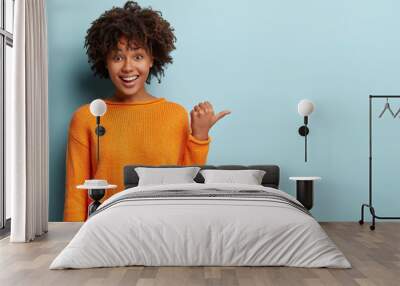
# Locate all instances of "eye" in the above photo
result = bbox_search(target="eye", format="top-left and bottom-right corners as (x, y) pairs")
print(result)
(113, 55), (123, 61)
(134, 54), (144, 60)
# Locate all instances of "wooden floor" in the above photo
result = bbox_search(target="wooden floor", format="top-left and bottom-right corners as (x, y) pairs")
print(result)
(0, 222), (399, 286)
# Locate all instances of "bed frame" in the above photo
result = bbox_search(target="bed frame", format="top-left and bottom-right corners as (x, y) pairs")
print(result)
(124, 165), (280, 189)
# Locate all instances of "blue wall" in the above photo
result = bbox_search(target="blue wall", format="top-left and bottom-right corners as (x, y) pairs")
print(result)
(47, 0), (400, 221)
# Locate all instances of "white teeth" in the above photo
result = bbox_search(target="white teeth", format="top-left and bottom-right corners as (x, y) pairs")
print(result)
(121, 75), (138, 81)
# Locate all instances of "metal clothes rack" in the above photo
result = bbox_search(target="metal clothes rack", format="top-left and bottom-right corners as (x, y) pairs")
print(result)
(359, 95), (400, 230)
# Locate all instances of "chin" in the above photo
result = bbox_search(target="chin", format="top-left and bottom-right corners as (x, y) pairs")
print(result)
(119, 87), (140, 97)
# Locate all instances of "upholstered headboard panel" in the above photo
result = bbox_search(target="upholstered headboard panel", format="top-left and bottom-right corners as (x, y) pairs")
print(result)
(123, 165), (280, 189)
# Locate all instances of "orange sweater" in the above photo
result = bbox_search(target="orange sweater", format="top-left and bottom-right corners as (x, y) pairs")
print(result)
(63, 97), (211, 221)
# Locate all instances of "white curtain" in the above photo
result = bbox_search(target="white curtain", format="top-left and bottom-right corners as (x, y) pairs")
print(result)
(7, 0), (49, 242)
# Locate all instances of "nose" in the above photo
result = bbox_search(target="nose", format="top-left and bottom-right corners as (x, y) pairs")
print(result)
(121, 57), (136, 74)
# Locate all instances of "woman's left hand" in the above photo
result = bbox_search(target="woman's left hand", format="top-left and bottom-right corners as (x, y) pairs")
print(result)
(190, 101), (231, 141)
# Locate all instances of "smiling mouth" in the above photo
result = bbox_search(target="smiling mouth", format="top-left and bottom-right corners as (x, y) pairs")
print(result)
(120, 75), (139, 83)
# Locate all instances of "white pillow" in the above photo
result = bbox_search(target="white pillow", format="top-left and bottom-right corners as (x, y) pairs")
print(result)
(200, 169), (266, 185)
(135, 167), (201, 186)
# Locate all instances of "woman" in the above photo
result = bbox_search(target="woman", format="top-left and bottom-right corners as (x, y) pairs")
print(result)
(63, 1), (231, 221)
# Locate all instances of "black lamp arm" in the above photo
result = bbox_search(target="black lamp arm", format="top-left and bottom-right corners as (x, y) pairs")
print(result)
(94, 116), (106, 164)
(298, 116), (310, 162)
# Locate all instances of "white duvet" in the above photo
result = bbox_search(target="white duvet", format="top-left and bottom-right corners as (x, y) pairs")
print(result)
(50, 183), (351, 269)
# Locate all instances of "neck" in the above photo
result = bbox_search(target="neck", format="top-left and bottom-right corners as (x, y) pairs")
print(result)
(110, 87), (155, 103)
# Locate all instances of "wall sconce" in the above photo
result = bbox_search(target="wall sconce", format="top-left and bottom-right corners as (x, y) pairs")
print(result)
(297, 99), (315, 162)
(89, 99), (107, 163)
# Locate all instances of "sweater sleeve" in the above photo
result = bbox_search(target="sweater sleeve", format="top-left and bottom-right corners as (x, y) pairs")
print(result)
(63, 109), (91, 222)
(181, 108), (212, 166)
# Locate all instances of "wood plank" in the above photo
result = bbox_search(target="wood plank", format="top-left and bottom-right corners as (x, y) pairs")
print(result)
(0, 222), (399, 286)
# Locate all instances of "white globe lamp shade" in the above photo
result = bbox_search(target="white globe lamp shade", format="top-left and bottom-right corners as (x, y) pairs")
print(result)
(298, 100), (314, 116)
(90, 99), (107, 117)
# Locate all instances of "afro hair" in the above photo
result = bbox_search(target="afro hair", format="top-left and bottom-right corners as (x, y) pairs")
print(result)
(84, 1), (177, 84)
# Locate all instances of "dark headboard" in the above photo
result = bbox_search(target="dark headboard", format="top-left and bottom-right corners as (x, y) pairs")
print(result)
(124, 165), (280, 189)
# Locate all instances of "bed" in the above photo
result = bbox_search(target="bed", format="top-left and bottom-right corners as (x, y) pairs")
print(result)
(50, 165), (351, 269)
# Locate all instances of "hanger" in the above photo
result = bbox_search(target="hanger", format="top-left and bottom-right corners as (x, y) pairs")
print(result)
(394, 106), (400, 118)
(378, 98), (395, 118)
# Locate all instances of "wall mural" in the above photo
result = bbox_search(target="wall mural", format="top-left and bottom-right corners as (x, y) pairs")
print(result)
(63, 1), (231, 221)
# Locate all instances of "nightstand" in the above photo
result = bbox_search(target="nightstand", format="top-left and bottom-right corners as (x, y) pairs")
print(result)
(289, 177), (321, 210)
(77, 180), (117, 216)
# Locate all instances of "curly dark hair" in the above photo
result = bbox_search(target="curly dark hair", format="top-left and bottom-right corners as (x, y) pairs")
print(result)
(84, 1), (177, 84)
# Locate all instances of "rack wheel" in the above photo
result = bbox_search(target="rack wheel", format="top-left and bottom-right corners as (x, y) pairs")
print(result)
(370, 225), (375, 231)
(358, 220), (364, 225)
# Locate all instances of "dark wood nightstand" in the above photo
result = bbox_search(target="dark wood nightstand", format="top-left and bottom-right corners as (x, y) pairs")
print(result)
(289, 177), (321, 210)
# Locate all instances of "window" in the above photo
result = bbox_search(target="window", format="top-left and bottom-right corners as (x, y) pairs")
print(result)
(0, 0), (14, 235)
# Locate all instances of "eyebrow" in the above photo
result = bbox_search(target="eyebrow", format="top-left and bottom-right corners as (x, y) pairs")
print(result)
(116, 47), (142, 52)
